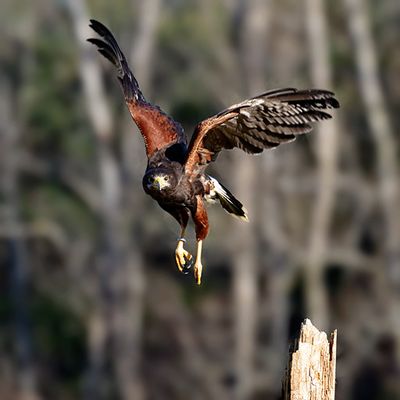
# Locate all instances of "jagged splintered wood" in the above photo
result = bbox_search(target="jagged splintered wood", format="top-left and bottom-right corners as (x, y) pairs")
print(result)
(283, 319), (337, 400)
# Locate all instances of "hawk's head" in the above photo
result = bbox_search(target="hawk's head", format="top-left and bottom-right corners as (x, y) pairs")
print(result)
(143, 168), (178, 194)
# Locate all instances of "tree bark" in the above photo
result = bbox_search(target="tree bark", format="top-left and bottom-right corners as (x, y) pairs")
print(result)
(283, 319), (337, 400)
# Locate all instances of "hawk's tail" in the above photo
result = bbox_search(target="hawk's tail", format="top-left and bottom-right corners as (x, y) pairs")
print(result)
(207, 177), (249, 222)
(87, 19), (145, 103)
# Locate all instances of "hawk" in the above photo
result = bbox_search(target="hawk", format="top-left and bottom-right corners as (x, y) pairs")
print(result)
(88, 20), (340, 284)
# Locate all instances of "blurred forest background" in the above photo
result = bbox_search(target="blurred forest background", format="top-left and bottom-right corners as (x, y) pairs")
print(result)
(1, 0), (400, 399)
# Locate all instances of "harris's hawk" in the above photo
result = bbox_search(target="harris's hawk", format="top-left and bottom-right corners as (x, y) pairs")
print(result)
(88, 20), (340, 284)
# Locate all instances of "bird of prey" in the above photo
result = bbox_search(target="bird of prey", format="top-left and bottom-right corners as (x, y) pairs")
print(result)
(88, 19), (340, 285)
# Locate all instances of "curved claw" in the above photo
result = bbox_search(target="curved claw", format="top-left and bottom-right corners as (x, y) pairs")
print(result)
(181, 258), (193, 275)
(175, 239), (193, 274)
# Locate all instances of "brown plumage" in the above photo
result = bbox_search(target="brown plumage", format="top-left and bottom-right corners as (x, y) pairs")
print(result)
(88, 20), (340, 284)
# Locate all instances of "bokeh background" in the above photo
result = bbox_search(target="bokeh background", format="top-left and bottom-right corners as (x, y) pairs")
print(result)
(1, 0), (400, 399)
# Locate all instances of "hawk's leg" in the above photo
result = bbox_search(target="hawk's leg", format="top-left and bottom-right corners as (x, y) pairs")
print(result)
(175, 226), (193, 274)
(157, 203), (193, 274)
(193, 240), (203, 285)
(192, 196), (209, 285)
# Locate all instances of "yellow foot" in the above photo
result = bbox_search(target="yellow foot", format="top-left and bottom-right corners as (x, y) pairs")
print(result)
(175, 238), (193, 273)
(194, 261), (203, 285)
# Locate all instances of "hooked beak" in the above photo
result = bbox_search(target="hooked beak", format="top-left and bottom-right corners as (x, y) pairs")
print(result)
(150, 177), (161, 190)
(150, 176), (169, 191)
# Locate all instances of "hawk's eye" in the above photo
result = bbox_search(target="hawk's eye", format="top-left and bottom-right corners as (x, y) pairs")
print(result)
(164, 176), (169, 181)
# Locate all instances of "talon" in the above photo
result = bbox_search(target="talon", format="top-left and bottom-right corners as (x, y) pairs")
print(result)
(175, 238), (193, 273)
(182, 266), (191, 275)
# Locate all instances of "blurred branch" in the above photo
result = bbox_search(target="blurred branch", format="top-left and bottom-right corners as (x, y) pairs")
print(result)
(18, 152), (103, 214)
(65, 1), (145, 399)
(198, 0), (242, 102)
(0, 219), (68, 252)
(0, 79), (40, 399)
(146, 276), (227, 399)
(305, 0), (339, 329)
(64, 0), (113, 141)
(231, 1), (271, 399)
(343, 0), (400, 366)
(130, 0), (161, 95)
(343, 0), (400, 282)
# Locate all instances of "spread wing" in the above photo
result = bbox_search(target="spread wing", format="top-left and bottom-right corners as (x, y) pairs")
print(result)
(184, 88), (340, 174)
(88, 20), (185, 158)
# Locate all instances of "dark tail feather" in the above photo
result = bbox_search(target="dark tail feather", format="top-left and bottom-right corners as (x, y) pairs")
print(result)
(87, 19), (145, 102)
(209, 177), (248, 221)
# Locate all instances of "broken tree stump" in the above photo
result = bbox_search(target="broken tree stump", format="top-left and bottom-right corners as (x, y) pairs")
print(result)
(283, 319), (337, 400)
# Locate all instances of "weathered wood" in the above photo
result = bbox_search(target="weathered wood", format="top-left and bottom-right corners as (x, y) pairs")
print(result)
(283, 319), (337, 400)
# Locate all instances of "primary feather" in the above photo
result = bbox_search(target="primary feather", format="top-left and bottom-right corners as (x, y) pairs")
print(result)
(185, 88), (340, 173)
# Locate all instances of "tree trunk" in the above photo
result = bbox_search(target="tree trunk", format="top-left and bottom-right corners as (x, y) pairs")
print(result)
(283, 319), (337, 400)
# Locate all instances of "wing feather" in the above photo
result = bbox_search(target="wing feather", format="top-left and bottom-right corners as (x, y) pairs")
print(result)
(88, 20), (186, 157)
(185, 88), (339, 174)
